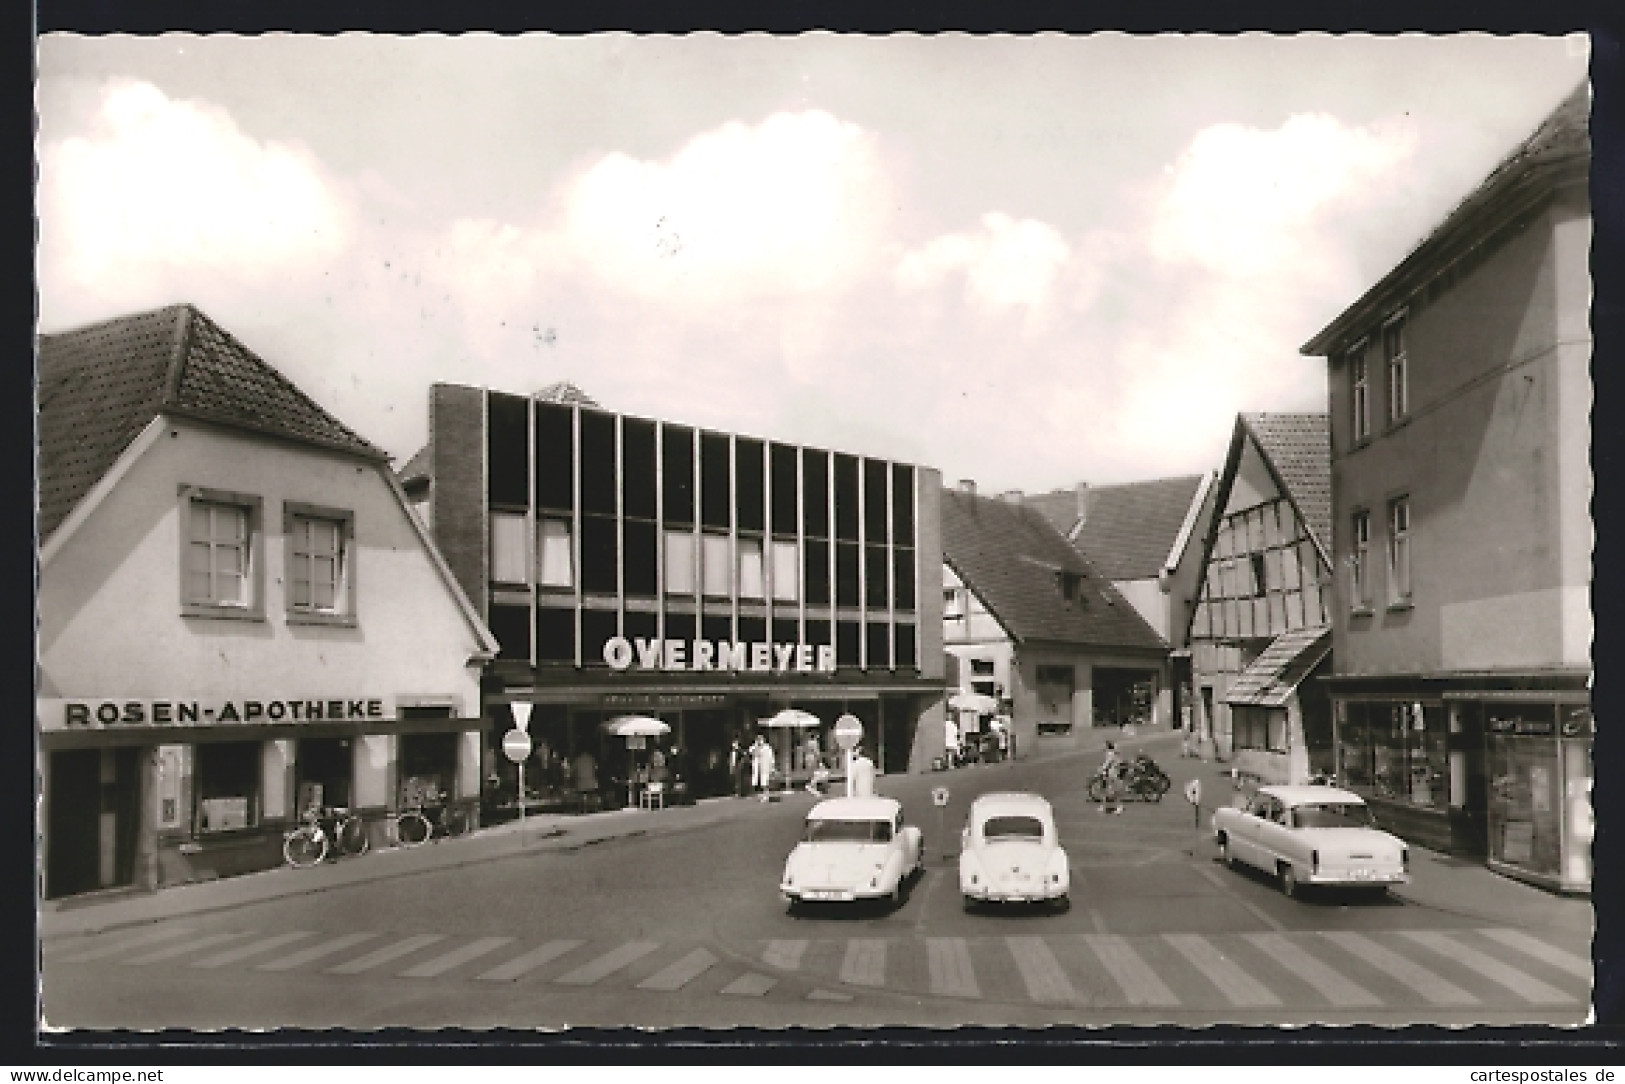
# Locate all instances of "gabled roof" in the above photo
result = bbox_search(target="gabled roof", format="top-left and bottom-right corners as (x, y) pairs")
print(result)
(39, 304), (386, 541)
(1240, 413), (1332, 556)
(1033, 475), (1209, 580)
(941, 487), (1167, 653)
(1302, 81), (1589, 356)
(1223, 626), (1331, 708)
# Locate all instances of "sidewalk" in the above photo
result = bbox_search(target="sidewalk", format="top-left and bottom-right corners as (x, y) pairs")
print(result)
(37, 725), (1237, 943)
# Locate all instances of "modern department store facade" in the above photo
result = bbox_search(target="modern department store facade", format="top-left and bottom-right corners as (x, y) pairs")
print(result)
(405, 384), (950, 801)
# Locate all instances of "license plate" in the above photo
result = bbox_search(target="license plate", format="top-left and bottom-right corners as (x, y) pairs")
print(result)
(1350, 868), (1374, 880)
(803, 890), (848, 901)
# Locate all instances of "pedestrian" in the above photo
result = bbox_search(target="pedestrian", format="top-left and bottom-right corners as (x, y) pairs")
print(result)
(995, 722), (1010, 763)
(850, 744), (877, 798)
(944, 716), (960, 768)
(728, 736), (747, 797)
(750, 733), (775, 801)
(1097, 740), (1124, 814)
(572, 748), (599, 812)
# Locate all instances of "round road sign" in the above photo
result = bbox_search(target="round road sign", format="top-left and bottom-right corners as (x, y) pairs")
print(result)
(502, 727), (532, 764)
(1184, 778), (1202, 806)
(932, 786), (951, 808)
(833, 714), (863, 751)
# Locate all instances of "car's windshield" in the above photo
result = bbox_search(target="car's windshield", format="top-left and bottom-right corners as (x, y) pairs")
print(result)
(981, 814), (1046, 841)
(1291, 802), (1376, 829)
(803, 818), (892, 843)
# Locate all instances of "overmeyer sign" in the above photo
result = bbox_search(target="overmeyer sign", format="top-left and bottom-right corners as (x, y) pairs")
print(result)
(603, 636), (836, 674)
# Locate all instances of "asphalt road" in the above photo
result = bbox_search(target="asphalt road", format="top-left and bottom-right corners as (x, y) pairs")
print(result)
(42, 742), (1593, 1030)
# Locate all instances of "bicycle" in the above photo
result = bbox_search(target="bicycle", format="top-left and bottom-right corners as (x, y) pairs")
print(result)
(394, 795), (470, 847)
(283, 805), (370, 868)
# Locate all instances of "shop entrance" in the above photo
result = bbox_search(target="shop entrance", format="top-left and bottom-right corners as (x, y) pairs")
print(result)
(47, 747), (141, 899)
(1094, 667), (1157, 727)
(295, 737), (353, 813)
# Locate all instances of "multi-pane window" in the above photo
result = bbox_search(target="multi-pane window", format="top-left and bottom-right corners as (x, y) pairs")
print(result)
(538, 518), (574, 589)
(289, 513), (346, 613)
(770, 539), (799, 603)
(1384, 316), (1408, 424)
(1350, 510), (1371, 610)
(1387, 496), (1411, 605)
(701, 533), (730, 598)
(663, 530), (695, 595)
(1350, 346), (1370, 441)
(187, 500), (251, 608)
(490, 512), (529, 584)
(738, 537), (765, 599)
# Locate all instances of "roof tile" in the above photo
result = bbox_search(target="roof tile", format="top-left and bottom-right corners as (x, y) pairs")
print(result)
(1241, 413), (1331, 552)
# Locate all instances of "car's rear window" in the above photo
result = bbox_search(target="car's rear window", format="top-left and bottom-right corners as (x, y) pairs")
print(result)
(981, 815), (1045, 840)
(804, 819), (893, 843)
(1291, 803), (1376, 829)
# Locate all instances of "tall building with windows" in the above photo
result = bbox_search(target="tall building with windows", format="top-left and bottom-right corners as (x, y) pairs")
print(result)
(1300, 83), (1591, 890)
(403, 383), (947, 805)
(1186, 413), (1336, 787)
(37, 305), (496, 898)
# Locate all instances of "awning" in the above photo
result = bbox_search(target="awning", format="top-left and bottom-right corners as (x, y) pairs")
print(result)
(1222, 626), (1331, 708)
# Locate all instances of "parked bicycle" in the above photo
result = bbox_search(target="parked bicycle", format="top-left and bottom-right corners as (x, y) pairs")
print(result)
(394, 792), (470, 846)
(1086, 753), (1170, 803)
(283, 805), (370, 868)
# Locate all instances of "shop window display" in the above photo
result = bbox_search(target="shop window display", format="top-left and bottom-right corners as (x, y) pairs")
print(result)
(196, 741), (262, 833)
(1338, 701), (1445, 809)
(1486, 704), (1563, 879)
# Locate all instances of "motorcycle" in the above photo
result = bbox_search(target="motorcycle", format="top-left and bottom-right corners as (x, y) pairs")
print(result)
(1085, 752), (1171, 803)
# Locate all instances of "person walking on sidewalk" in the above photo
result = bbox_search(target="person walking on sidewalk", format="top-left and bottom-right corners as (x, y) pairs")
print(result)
(750, 733), (775, 801)
(1096, 741), (1125, 814)
(729, 736), (748, 797)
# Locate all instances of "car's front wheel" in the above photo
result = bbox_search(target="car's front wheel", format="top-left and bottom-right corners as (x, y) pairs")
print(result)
(1051, 895), (1071, 914)
(1217, 835), (1235, 869)
(1280, 863), (1300, 899)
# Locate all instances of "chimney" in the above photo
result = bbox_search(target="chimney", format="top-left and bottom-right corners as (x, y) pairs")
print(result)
(958, 479), (977, 496)
(1075, 482), (1090, 525)
(1000, 490), (1024, 505)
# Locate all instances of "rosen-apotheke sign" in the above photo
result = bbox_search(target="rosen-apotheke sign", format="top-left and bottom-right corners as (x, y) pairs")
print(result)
(45, 697), (388, 731)
(602, 636), (837, 674)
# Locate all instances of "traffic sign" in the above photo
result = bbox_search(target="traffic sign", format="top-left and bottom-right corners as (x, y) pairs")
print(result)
(833, 714), (863, 751)
(1184, 778), (1202, 806)
(502, 727), (532, 764)
(511, 702), (533, 733)
(932, 786), (951, 808)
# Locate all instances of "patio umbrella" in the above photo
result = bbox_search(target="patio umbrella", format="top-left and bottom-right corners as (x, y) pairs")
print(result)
(948, 692), (999, 714)
(760, 708), (822, 729)
(600, 715), (671, 738)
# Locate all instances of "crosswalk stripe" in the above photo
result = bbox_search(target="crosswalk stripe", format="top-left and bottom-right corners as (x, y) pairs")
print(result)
(60, 926), (195, 964)
(840, 939), (887, 987)
(326, 934), (445, 975)
(122, 931), (254, 966)
(1083, 934), (1178, 1007)
(1320, 931), (1478, 1006)
(554, 941), (660, 985)
(1164, 934), (1280, 1008)
(399, 937), (514, 979)
(925, 938), (979, 999)
(763, 939), (807, 972)
(255, 932), (379, 972)
(191, 932), (316, 969)
(475, 940), (584, 983)
(1006, 936), (1078, 1004)
(1399, 930), (1574, 1005)
(1242, 933), (1379, 1008)
(720, 971), (777, 997)
(637, 948), (718, 991)
(1479, 929), (1593, 983)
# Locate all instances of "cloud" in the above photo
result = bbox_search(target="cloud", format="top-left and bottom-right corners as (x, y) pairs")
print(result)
(38, 80), (351, 317)
(896, 212), (1072, 310)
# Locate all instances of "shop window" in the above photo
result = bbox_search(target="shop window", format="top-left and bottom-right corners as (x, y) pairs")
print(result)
(195, 741), (261, 834)
(181, 487), (264, 620)
(624, 519), (657, 597)
(836, 542), (860, 607)
(1233, 707), (1283, 751)
(579, 411), (616, 515)
(661, 425), (695, 525)
(621, 417), (657, 521)
(700, 433), (732, 529)
(533, 402), (575, 512)
(580, 515), (617, 594)
(803, 539), (830, 605)
(701, 533), (730, 598)
(296, 737), (353, 811)
(893, 548), (916, 611)
(891, 464), (915, 547)
(802, 449), (830, 538)
(738, 537), (766, 599)
(866, 621), (890, 669)
(535, 605), (575, 662)
(489, 603), (531, 661)
(490, 511), (530, 585)
(865, 545), (889, 608)
(285, 506), (353, 622)
(736, 438), (765, 533)
(770, 539), (799, 603)
(399, 732), (459, 807)
(1487, 704), (1563, 877)
(864, 458), (889, 541)
(1387, 497), (1412, 605)
(538, 517), (574, 589)
(664, 530), (696, 595)
(486, 392), (529, 507)
(1384, 315), (1408, 424)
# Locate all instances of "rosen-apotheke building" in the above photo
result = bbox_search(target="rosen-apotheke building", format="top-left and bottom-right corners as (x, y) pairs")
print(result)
(403, 383), (949, 802)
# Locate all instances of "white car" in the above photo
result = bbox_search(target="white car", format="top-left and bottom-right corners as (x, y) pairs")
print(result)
(959, 792), (1070, 911)
(780, 796), (924, 909)
(1211, 785), (1410, 898)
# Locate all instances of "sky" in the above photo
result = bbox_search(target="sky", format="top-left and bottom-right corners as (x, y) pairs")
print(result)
(35, 33), (1589, 493)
